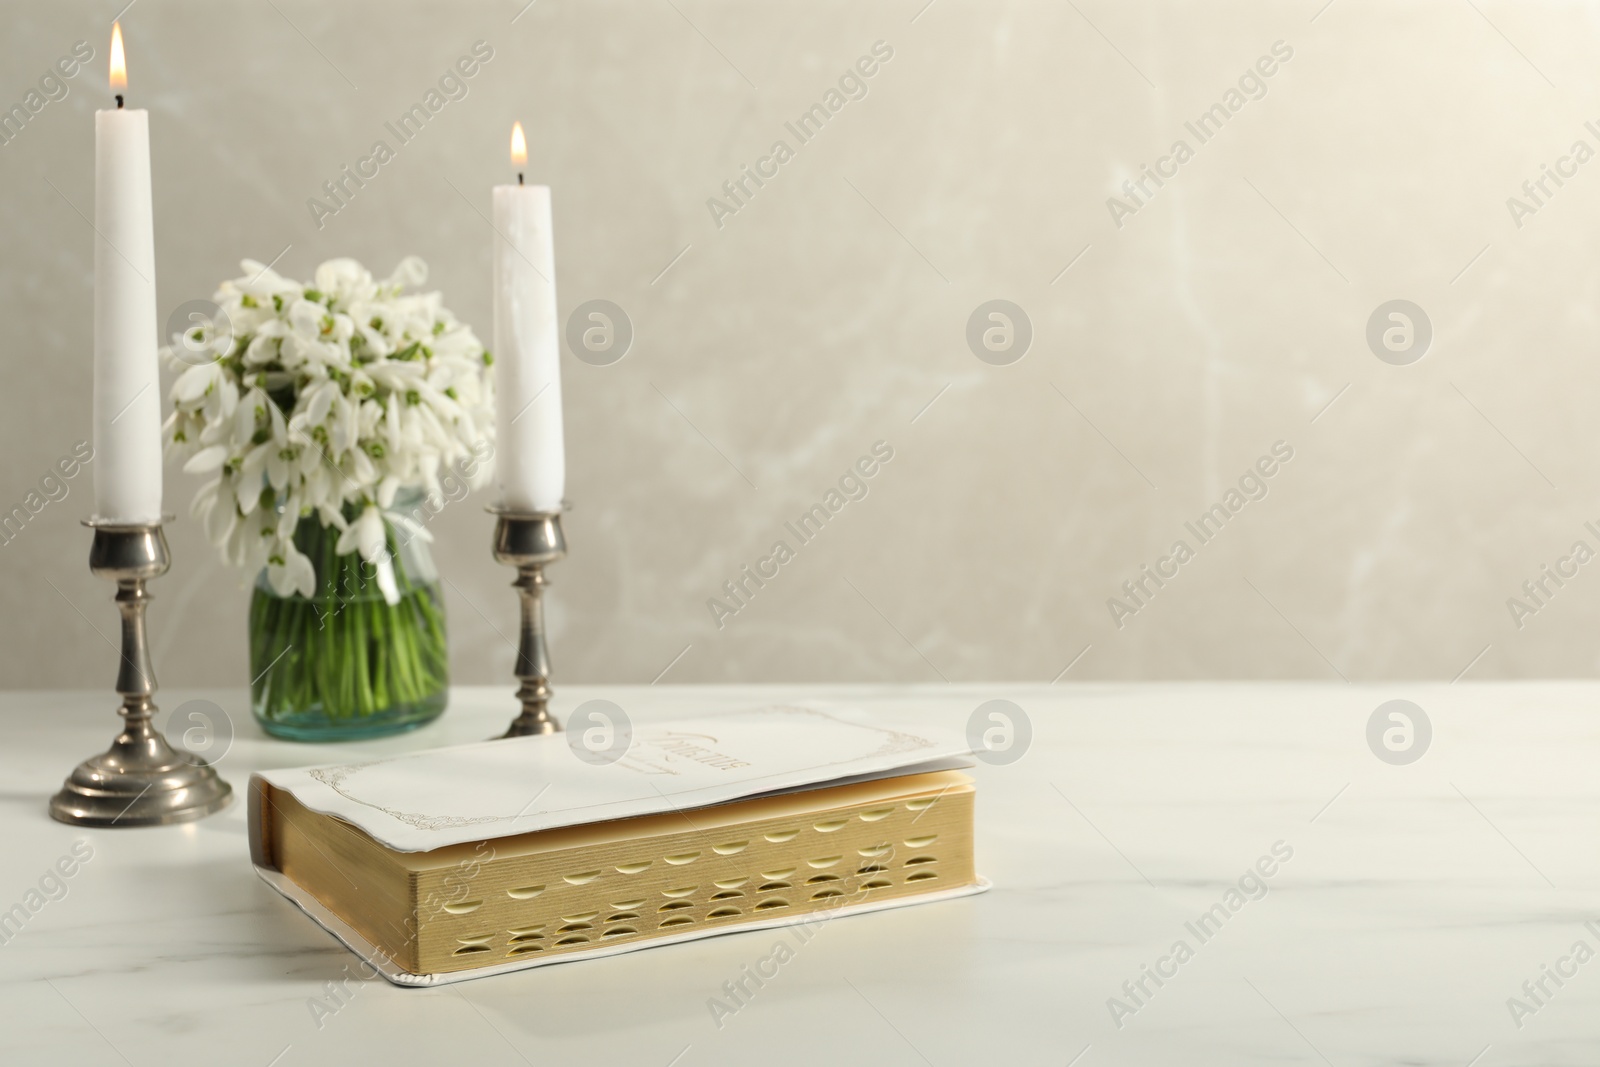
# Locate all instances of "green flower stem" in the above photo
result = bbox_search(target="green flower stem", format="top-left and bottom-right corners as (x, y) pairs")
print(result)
(249, 512), (448, 725)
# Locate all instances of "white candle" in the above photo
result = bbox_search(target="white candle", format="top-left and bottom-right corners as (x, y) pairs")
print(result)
(92, 22), (162, 523)
(492, 121), (565, 514)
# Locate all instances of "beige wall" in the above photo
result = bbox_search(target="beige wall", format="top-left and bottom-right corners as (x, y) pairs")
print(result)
(2, 0), (1598, 690)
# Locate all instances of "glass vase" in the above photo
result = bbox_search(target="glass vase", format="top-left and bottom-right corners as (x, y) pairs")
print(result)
(249, 493), (449, 741)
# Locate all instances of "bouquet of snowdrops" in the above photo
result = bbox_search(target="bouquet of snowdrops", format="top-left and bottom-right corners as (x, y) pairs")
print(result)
(163, 256), (493, 731)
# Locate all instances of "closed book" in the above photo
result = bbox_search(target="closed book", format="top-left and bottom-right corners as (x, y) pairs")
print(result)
(249, 705), (987, 984)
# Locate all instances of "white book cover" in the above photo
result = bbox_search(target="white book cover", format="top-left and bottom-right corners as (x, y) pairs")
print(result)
(248, 704), (974, 854)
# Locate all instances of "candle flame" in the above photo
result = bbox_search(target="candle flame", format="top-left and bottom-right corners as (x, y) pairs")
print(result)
(109, 22), (127, 91)
(510, 121), (527, 168)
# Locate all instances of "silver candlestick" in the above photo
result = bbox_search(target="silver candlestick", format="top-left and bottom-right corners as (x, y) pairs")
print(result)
(50, 520), (232, 827)
(489, 507), (567, 738)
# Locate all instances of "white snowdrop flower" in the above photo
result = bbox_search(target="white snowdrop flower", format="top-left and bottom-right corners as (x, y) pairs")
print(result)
(190, 477), (220, 524)
(161, 256), (494, 585)
(347, 448), (376, 486)
(234, 259), (301, 299)
(205, 491), (237, 551)
(331, 394), (361, 456)
(304, 378), (340, 425)
(337, 505), (387, 562)
(267, 541), (317, 599)
(182, 444), (229, 474)
(314, 259), (376, 305)
(171, 361), (222, 406)
(235, 453), (268, 513)
(243, 331), (281, 366)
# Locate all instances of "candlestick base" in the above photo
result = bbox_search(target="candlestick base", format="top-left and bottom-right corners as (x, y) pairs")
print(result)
(489, 507), (567, 739)
(50, 521), (232, 827)
(50, 722), (234, 827)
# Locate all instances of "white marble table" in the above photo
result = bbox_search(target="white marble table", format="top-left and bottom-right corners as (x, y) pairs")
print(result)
(3, 683), (1597, 1066)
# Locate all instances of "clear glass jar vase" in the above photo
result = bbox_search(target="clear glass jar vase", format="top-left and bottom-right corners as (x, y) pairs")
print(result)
(249, 492), (449, 741)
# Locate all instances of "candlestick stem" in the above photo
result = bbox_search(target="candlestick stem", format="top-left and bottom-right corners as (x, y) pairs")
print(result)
(50, 521), (231, 826)
(490, 509), (567, 737)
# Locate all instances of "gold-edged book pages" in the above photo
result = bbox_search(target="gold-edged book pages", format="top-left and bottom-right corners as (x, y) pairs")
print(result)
(262, 769), (976, 977)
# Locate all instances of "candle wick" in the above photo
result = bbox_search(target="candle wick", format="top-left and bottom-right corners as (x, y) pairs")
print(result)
(115, 94), (124, 109)
(518, 173), (524, 186)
